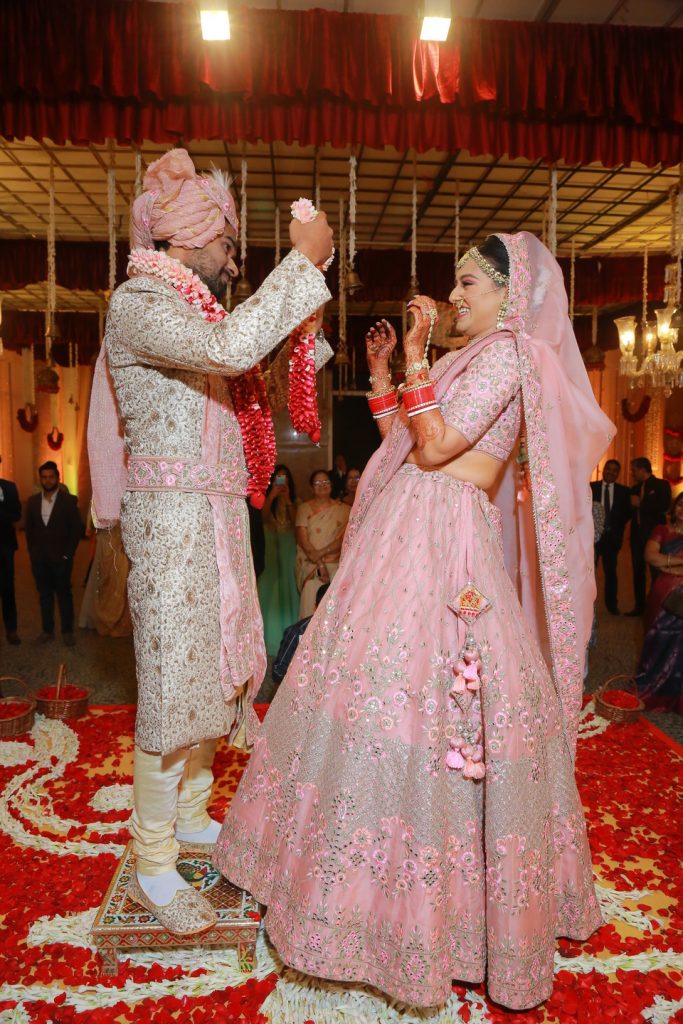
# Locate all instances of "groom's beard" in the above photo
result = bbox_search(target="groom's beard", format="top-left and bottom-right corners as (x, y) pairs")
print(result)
(187, 253), (229, 303)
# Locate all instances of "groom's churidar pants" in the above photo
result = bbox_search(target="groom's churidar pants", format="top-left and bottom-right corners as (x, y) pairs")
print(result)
(130, 738), (218, 875)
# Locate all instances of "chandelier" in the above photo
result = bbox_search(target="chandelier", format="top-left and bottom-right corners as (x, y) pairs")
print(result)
(615, 241), (683, 395)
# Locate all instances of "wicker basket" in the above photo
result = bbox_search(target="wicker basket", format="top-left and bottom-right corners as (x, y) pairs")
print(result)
(594, 675), (644, 724)
(35, 663), (90, 720)
(0, 676), (36, 737)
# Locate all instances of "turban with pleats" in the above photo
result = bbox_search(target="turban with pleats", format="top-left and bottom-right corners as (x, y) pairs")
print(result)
(130, 148), (238, 250)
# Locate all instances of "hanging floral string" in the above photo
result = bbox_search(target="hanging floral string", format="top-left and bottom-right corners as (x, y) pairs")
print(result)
(274, 206), (281, 267)
(240, 158), (248, 271)
(46, 161), (57, 364)
(675, 183), (683, 304)
(410, 174), (418, 290)
(107, 155), (117, 295)
(348, 155), (357, 271)
(569, 239), (576, 323)
(642, 246), (649, 330)
(0, 296), (3, 358)
(453, 184), (460, 289)
(548, 166), (558, 257)
(336, 196), (349, 392)
(314, 150), (321, 212)
(134, 151), (143, 199)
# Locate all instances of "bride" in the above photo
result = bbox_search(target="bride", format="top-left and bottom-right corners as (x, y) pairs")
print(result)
(213, 231), (614, 1011)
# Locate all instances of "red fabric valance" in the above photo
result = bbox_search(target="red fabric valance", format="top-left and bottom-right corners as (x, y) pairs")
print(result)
(2, 1), (683, 165)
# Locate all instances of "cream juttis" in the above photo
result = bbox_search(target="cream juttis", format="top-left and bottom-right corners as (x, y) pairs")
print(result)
(213, 232), (615, 1009)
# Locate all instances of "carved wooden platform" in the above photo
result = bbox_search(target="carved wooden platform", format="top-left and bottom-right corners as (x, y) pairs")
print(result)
(91, 841), (261, 977)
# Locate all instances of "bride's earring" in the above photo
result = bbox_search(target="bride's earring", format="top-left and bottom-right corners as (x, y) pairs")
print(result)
(496, 293), (509, 330)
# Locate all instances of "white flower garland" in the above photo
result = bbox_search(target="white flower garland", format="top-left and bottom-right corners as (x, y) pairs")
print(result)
(348, 154), (357, 270)
(108, 157), (117, 294)
(46, 160), (57, 363)
(453, 185), (460, 289)
(548, 165), (558, 257)
(240, 158), (248, 268)
(274, 205), (281, 267)
(410, 175), (417, 290)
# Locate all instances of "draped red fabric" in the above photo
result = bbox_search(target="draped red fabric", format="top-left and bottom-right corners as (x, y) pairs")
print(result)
(1, 1), (683, 165)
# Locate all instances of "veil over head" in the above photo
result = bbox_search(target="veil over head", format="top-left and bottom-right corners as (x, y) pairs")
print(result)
(346, 231), (615, 757)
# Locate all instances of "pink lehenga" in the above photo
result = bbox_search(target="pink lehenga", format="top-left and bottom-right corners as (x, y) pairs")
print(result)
(213, 233), (615, 1010)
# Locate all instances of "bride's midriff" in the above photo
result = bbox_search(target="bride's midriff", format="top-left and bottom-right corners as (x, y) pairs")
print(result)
(404, 447), (505, 492)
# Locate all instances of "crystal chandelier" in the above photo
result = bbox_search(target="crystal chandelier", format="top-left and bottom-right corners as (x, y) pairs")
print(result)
(615, 240), (683, 395)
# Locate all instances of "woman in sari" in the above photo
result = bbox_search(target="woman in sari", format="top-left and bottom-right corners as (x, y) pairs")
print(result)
(636, 491), (683, 712)
(258, 464), (300, 655)
(341, 466), (362, 507)
(294, 470), (349, 617)
(214, 232), (614, 1011)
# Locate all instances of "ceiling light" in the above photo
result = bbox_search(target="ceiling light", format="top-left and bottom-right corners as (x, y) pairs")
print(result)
(420, 16), (451, 42)
(200, 9), (230, 41)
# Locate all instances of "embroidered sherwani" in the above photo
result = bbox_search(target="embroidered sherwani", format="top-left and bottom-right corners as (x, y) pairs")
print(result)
(105, 250), (330, 755)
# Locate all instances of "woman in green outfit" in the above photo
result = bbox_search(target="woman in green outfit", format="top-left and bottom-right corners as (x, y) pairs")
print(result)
(258, 464), (300, 656)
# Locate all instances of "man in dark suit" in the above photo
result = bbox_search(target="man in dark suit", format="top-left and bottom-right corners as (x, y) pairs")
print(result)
(0, 455), (22, 645)
(328, 453), (347, 500)
(627, 456), (672, 616)
(590, 459), (631, 615)
(25, 461), (83, 646)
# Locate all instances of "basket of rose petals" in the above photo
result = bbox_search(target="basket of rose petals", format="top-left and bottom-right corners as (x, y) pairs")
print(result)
(0, 676), (36, 737)
(595, 675), (643, 724)
(35, 663), (90, 720)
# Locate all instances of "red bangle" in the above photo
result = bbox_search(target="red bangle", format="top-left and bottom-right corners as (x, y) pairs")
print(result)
(401, 382), (438, 417)
(367, 388), (399, 420)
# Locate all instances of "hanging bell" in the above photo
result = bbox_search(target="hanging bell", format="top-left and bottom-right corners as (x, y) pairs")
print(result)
(233, 275), (253, 303)
(346, 268), (364, 294)
(45, 321), (61, 341)
(669, 304), (683, 330)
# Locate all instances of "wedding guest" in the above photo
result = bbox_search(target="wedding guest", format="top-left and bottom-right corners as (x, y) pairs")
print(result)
(25, 461), (83, 646)
(590, 459), (631, 614)
(0, 455), (21, 645)
(628, 457), (672, 616)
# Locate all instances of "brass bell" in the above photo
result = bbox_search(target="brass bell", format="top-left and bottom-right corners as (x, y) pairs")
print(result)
(346, 268), (364, 294)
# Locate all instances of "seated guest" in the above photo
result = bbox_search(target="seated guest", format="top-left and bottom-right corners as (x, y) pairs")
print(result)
(272, 583), (329, 684)
(295, 470), (349, 617)
(341, 466), (362, 507)
(635, 491), (683, 714)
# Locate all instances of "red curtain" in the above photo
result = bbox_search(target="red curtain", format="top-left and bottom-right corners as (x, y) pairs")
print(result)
(2, 1), (683, 165)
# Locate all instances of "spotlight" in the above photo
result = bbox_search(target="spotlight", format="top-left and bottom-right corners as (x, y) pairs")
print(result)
(420, 17), (451, 42)
(200, 9), (230, 41)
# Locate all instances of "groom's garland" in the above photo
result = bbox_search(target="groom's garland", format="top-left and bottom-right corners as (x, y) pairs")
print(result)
(129, 205), (331, 506)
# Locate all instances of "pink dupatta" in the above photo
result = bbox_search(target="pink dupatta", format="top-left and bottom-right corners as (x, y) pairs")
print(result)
(345, 232), (615, 758)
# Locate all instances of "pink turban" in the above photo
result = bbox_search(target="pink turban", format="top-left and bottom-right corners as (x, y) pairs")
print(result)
(130, 148), (239, 250)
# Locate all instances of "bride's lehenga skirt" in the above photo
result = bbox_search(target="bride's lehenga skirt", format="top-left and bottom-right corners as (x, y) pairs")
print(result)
(213, 465), (602, 1010)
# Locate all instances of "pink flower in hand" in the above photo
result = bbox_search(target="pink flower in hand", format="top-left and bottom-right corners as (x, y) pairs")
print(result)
(291, 197), (318, 223)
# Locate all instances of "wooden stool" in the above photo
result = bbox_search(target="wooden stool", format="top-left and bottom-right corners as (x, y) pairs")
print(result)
(91, 841), (260, 977)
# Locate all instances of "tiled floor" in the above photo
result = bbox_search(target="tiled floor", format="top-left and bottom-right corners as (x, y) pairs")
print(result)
(2, 534), (680, 747)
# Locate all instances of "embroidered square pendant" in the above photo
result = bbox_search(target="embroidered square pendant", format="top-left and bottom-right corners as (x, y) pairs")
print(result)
(449, 582), (492, 621)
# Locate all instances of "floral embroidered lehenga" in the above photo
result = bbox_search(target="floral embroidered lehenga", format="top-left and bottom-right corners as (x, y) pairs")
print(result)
(213, 233), (615, 1010)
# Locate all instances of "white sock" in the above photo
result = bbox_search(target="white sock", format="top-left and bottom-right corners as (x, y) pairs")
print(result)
(137, 868), (190, 906)
(175, 817), (222, 844)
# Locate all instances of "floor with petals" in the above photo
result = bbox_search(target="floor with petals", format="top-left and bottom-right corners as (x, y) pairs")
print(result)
(0, 704), (682, 1024)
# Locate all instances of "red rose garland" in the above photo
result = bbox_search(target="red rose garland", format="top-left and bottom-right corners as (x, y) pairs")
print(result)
(229, 368), (277, 509)
(288, 325), (321, 444)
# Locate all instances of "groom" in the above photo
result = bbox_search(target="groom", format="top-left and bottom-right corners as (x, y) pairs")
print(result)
(89, 148), (333, 935)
